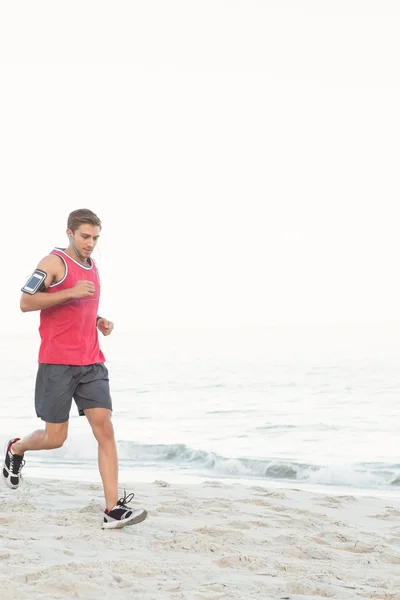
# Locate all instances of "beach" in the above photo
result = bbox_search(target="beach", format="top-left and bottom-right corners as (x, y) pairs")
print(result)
(2, 327), (400, 599)
(1, 476), (400, 599)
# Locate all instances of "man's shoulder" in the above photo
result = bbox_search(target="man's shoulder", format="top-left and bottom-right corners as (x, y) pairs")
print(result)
(36, 252), (66, 276)
(38, 252), (64, 265)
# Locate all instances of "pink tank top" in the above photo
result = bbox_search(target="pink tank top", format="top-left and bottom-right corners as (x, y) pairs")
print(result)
(38, 248), (106, 365)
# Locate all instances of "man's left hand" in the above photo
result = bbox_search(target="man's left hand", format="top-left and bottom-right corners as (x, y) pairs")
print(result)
(97, 318), (114, 336)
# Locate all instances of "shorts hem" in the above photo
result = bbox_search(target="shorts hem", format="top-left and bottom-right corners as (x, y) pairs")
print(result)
(78, 405), (113, 416)
(36, 415), (69, 424)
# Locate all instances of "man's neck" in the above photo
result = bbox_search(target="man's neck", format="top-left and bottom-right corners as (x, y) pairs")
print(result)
(65, 246), (89, 266)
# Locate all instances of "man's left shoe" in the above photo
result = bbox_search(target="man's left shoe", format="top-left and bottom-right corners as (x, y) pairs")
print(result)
(102, 491), (148, 530)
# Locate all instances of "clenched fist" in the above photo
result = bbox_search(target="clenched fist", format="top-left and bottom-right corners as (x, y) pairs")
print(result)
(97, 318), (114, 336)
(71, 280), (96, 298)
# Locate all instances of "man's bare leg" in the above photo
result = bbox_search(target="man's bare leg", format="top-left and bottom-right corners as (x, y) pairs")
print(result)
(84, 408), (118, 510)
(84, 407), (147, 529)
(12, 421), (69, 454)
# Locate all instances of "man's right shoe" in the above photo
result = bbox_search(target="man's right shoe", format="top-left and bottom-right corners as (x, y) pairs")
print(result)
(2, 438), (25, 489)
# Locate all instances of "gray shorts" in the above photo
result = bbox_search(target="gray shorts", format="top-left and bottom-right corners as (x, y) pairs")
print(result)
(35, 363), (113, 423)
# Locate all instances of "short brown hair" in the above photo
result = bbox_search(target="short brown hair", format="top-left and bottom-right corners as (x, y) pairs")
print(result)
(67, 209), (102, 232)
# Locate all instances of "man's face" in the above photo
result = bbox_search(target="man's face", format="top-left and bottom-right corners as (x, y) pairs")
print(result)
(68, 224), (101, 259)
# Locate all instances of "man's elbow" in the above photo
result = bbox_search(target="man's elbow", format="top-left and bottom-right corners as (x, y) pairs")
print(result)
(20, 295), (31, 312)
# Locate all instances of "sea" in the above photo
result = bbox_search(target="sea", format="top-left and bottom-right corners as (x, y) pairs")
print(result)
(1, 323), (400, 498)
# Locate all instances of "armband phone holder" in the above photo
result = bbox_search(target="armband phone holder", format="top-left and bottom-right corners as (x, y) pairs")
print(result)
(21, 269), (47, 294)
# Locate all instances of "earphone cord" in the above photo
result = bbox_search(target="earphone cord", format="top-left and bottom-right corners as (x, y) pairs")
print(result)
(69, 235), (88, 263)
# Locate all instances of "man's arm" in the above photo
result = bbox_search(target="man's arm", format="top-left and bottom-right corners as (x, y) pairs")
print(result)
(20, 255), (95, 313)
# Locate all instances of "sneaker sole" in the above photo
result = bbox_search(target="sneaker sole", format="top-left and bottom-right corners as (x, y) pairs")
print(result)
(1, 470), (20, 489)
(102, 509), (148, 530)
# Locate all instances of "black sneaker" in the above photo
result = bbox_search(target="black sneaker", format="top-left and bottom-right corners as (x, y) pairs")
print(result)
(102, 491), (148, 530)
(2, 438), (25, 489)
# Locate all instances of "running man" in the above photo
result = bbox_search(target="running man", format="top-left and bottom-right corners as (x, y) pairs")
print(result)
(2, 208), (147, 530)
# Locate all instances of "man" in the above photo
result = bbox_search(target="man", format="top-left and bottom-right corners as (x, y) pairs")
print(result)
(2, 208), (147, 530)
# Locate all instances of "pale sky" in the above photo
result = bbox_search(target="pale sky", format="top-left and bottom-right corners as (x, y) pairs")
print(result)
(1, 1), (400, 332)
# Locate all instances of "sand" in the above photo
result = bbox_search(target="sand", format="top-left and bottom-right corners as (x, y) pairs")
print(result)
(1, 476), (400, 599)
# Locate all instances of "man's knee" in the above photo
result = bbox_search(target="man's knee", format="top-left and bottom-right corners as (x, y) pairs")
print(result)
(92, 418), (114, 443)
(46, 433), (67, 449)
(44, 424), (68, 449)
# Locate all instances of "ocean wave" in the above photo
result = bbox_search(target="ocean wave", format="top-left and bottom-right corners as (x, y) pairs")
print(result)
(33, 438), (400, 490)
(117, 442), (400, 488)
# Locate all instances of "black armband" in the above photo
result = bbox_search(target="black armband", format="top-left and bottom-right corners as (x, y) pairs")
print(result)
(21, 269), (47, 295)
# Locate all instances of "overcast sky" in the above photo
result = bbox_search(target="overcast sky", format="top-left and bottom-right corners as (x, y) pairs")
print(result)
(1, 1), (399, 332)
